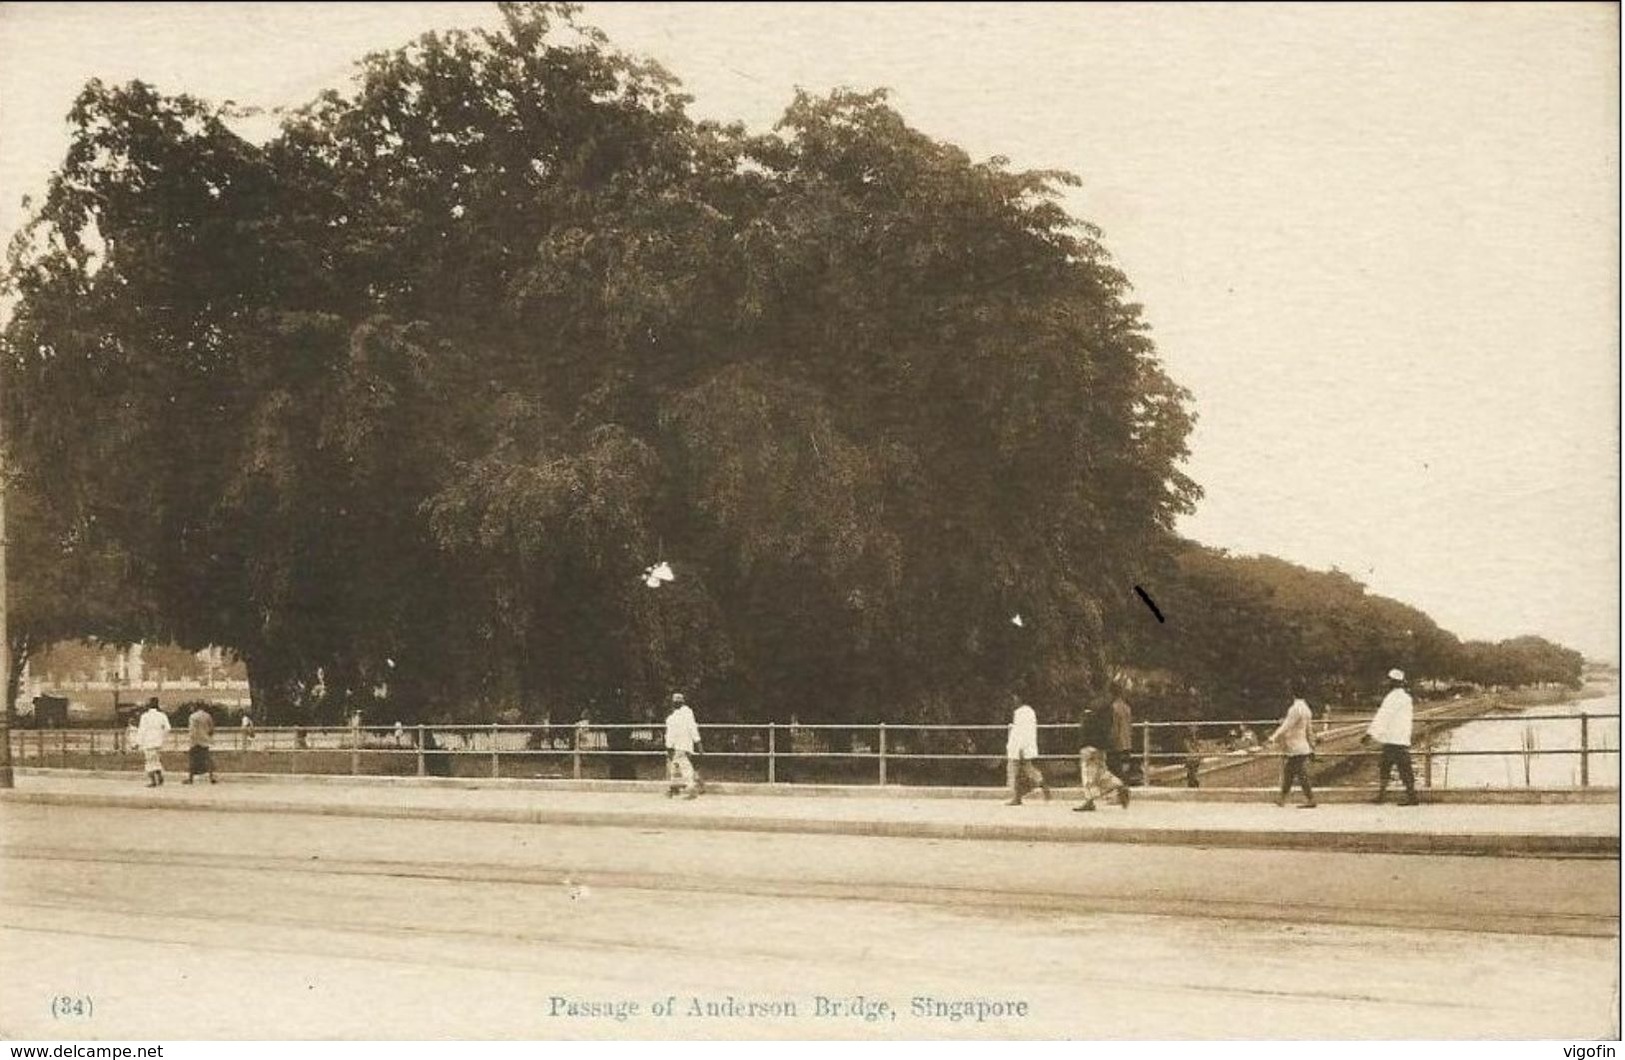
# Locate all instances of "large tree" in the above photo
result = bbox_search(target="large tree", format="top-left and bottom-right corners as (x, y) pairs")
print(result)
(3, 2), (1200, 725)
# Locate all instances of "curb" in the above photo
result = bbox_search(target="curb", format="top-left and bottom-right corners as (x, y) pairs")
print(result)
(1, 787), (1615, 859)
(14, 767), (1619, 804)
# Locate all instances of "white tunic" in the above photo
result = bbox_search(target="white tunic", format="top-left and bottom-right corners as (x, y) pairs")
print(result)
(1366, 688), (1414, 746)
(136, 708), (171, 751)
(1006, 704), (1039, 758)
(1270, 699), (1315, 755)
(664, 705), (701, 753)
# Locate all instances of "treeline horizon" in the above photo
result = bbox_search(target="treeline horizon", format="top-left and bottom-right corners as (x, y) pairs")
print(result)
(19, 539), (1590, 724)
(1117, 541), (1586, 721)
(0, 3), (1588, 728)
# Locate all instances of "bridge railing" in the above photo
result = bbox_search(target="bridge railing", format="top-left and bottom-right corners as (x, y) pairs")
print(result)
(8, 710), (1619, 790)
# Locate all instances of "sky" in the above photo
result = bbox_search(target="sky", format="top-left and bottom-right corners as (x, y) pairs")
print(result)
(0, 2), (1618, 659)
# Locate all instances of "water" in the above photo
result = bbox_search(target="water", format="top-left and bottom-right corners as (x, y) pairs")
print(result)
(1433, 691), (1620, 789)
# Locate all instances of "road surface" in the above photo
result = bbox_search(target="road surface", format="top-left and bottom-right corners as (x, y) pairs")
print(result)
(0, 802), (1616, 1039)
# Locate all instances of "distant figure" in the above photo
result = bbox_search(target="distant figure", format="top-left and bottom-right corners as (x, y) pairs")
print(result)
(136, 699), (171, 788)
(1365, 668), (1419, 805)
(1004, 696), (1050, 806)
(1181, 725), (1203, 788)
(393, 719), (405, 747)
(1267, 693), (1316, 808)
(239, 712), (255, 751)
(1073, 746), (1129, 812)
(663, 693), (703, 800)
(1108, 690), (1135, 786)
(185, 706), (217, 785)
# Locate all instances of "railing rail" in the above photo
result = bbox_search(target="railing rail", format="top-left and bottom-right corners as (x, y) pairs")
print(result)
(9, 709), (1619, 790)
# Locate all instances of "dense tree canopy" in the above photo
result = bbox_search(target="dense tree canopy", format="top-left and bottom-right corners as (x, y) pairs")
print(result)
(1, 4), (1584, 727)
(1121, 543), (1585, 718)
(2, 3), (1199, 725)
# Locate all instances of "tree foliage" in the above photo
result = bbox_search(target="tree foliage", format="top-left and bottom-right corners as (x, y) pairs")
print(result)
(1121, 543), (1584, 718)
(1, 3), (1579, 728)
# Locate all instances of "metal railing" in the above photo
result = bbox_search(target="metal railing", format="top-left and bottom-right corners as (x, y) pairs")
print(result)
(9, 709), (1619, 790)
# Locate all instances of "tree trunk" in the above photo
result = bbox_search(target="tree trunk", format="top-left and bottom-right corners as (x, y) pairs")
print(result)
(245, 658), (296, 724)
(5, 633), (30, 725)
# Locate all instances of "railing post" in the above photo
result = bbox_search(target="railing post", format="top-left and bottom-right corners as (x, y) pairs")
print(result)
(1141, 723), (1151, 788)
(350, 724), (361, 776)
(60, 727), (68, 768)
(1580, 712), (1590, 788)
(767, 723), (777, 785)
(490, 723), (500, 779)
(572, 723), (582, 780)
(1423, 737), (1432, 789)
(416, 724), (426, 777)
(877, 723), (887, 786)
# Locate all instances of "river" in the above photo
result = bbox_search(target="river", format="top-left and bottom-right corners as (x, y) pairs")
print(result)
(1432, 690), (1620, 789)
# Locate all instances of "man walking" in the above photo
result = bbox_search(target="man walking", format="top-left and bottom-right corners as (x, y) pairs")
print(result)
(664, 692), (703, 800)
(136, 698), (171, 788)
(1365, 668), (1419, 806)
(185, 705), (217, 784)
(1004, 695), (1050, 806)
(1108, 687), (1135, 787)
(1267, 690), (1316, 808)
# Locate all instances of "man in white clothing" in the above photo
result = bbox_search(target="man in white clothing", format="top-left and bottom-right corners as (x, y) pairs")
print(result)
(664, 692), (703, 800)
(1267, 688), (1317, 808)
(1364, 668), (1419, 806)
(136, 699), (171, 788)
(1004, 695), (1050, 806)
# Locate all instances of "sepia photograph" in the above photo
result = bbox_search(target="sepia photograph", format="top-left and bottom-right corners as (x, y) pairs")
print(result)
(0, 1), (1617, 1046)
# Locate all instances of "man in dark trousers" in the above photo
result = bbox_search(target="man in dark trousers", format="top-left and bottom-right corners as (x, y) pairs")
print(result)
(1267, 690), (1316, 808)
(1364, 668), (1419, 806)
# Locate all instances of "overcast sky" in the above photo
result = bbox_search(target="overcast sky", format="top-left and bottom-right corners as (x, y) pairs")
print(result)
(1, 2), (1618, 659)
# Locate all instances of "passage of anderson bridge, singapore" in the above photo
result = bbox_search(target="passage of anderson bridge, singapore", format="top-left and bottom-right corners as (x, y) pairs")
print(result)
(546, 995), (1026, 1024)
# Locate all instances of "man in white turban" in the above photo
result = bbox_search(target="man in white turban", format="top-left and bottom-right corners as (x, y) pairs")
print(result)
(1364, 669), (1419, 806)
(664, 692), (704, 800)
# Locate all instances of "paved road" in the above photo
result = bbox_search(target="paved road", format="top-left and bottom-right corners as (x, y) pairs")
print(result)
(0, 802), (1616, 1039)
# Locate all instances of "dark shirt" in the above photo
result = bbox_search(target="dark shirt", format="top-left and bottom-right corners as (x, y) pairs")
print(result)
(1109, 698), (1134, 751)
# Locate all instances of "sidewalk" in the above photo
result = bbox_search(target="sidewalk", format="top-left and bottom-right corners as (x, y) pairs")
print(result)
(3, 768), (1617, 857)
